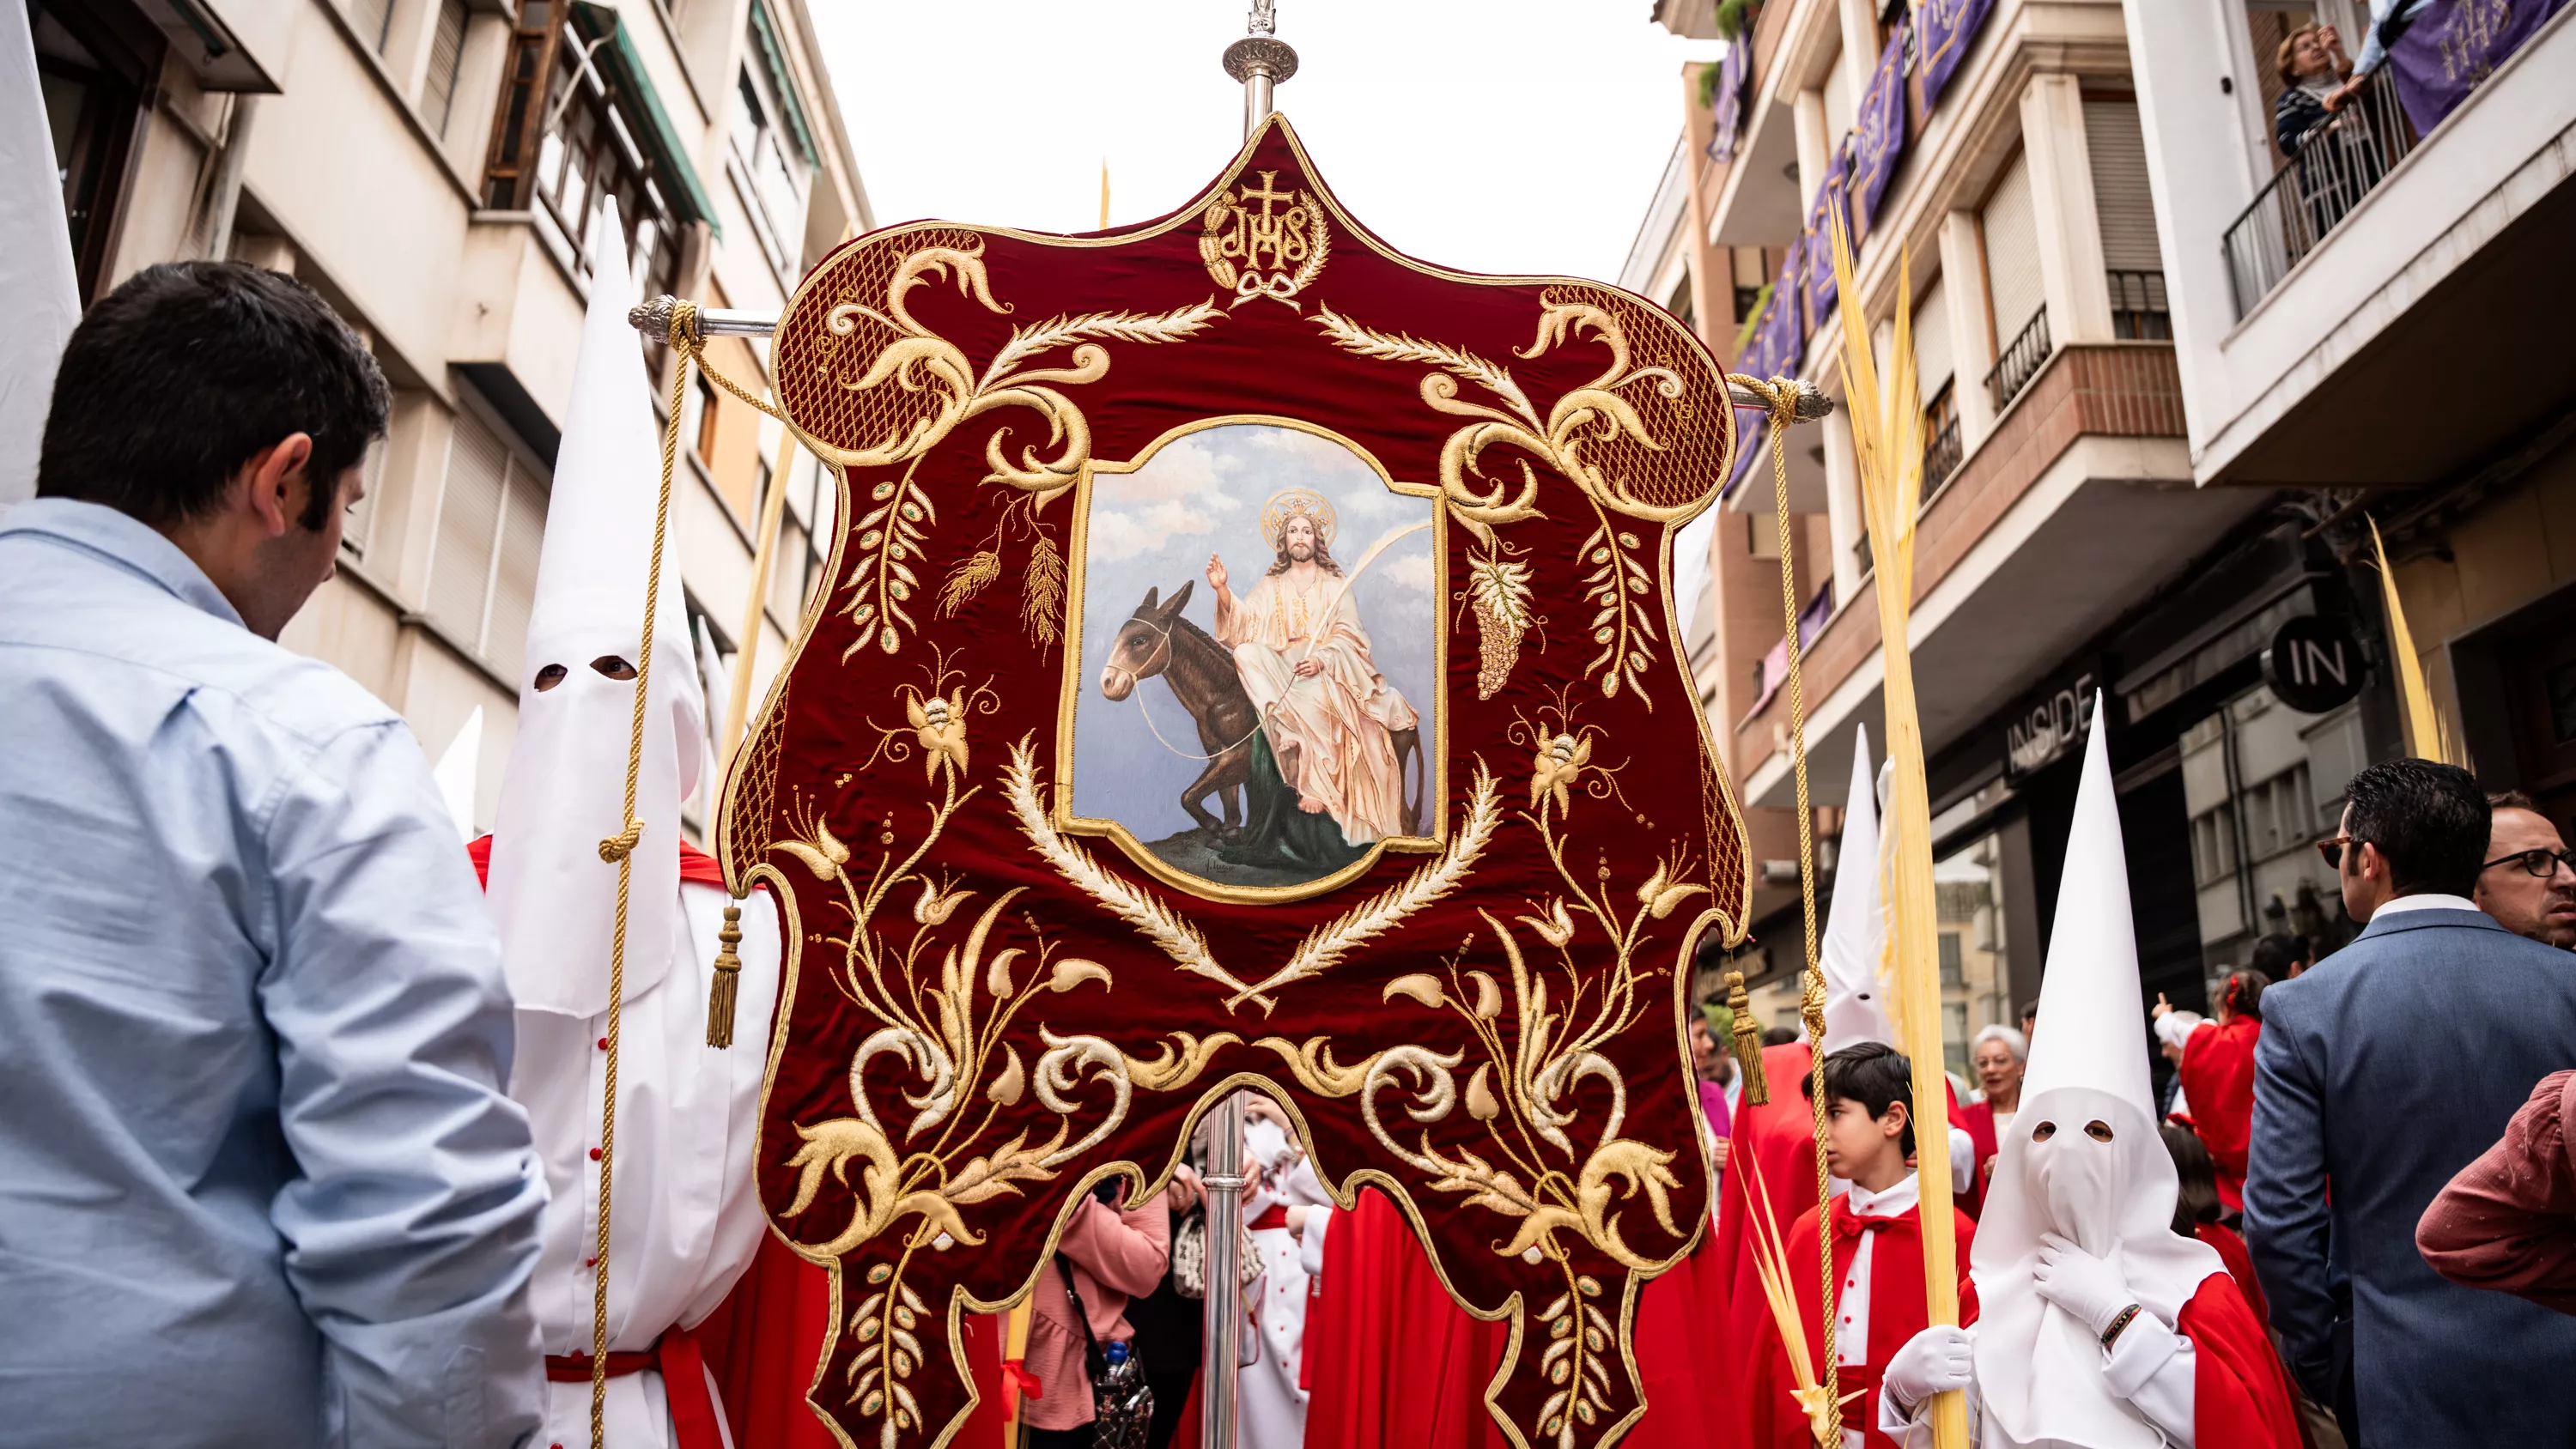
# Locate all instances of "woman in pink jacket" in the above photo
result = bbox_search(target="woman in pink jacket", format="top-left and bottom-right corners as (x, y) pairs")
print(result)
(1023, 1184), (1172, 1446)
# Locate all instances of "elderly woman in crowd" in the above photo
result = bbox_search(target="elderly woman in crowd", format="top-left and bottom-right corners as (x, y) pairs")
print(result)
(1961, 1024), (2027, 1218)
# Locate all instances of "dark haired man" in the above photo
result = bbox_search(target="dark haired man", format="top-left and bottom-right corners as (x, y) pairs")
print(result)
(2246, 758), (2576, 1444)
(0, 263), (545, 1446)
(2475, 790), (2576, 949)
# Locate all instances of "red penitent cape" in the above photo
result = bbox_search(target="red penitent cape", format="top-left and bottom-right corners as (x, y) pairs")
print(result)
(1708, 1042), (1820, 1449)
(1302, 1187), (1512, 1449)
(1626, 1211), (1732, 1444)
(1751, 1192), (1979, 1449)
(2177, 1271), (2304, 1449)
(464, 834), (1012, 1448)
(2177, 1019), (2260, 1211)
(2193, 1220), (2268, 1327)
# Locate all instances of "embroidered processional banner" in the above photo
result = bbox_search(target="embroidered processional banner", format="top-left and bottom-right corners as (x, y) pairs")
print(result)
(721, 115), (1750, 1448)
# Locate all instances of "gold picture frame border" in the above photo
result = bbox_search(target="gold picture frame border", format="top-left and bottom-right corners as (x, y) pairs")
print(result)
(1051, 413), (1453, 905)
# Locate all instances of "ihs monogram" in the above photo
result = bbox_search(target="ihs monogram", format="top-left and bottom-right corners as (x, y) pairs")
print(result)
(1200, 168), (1330, 309)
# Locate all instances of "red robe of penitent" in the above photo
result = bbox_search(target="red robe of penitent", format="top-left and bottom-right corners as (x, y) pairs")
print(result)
(2172, 1271), (2304, 1449)
(2177, 1019), (2260, 1212)
(1301, 1187), (1512, 1449)
(1753, 1191), (1979, 1449)
(1708, 1042), (1821, 1449)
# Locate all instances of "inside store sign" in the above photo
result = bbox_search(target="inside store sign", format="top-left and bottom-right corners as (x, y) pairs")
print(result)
(2006, 672), (2099, 780)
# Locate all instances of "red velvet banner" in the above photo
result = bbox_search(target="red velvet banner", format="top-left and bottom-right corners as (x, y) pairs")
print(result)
(721, 115), (1750, 1448)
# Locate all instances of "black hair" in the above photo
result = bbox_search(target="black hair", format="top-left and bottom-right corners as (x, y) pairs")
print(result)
(2219, 968), (2270, 1022)
(2248, 933), (2308, 977)
(2160, 1122), (2221, 1236)
(1761, 1025), (1801, 1048)
(39, 262), (388, 530)
(1804, 1041), (1917, 1156)
(2342, 758), (2489, 898)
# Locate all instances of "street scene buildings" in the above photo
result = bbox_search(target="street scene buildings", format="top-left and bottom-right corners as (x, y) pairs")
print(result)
(33, 0), (866, 833)
(1636, 0), (2571, 1079)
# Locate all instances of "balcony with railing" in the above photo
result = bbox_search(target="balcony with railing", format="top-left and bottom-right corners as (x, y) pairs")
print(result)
(1988, 306), (2051, 415)
(2221, 68), (2418, 318)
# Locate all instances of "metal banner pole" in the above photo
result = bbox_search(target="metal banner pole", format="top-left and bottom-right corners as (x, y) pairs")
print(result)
(1200, 1093), (1248, 1449)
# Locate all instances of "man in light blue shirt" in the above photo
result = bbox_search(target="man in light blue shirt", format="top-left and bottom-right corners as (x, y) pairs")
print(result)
(0, 262), (547, 1446)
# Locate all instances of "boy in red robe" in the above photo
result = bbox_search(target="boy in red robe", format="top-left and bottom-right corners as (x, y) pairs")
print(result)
(1753, 1043), (1978, 1449)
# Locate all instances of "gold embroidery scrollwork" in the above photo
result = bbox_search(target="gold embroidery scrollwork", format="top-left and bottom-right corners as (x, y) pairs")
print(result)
(1315, 294), (1690, 704)
(822, 243), (1222, 657)
(770, 663), (1233, 1445)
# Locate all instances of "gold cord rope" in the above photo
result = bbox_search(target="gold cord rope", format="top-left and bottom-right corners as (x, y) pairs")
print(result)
(693, 342), (787, 424)
(584, 300), (695, 1449)
(1733, 372), (1840, 1445)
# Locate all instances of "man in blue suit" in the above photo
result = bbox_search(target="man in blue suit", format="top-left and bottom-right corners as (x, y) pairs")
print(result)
(2247, 758), (2576, 1445)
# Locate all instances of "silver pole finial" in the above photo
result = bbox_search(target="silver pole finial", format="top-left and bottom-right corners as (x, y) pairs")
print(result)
(1221, 1), (1297, 139)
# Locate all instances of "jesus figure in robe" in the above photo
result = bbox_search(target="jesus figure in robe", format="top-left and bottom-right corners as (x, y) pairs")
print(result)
(1206, 488), (1416, 846)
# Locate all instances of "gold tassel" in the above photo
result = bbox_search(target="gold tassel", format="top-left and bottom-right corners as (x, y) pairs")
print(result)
(706, 900), (743, 1048)
(1726, 969), (1770, 1104)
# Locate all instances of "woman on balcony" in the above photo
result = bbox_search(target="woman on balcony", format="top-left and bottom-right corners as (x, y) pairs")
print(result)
(2275, 24), (2389, 243)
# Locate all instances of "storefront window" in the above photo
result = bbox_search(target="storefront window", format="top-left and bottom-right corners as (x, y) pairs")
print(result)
(1932, 832), (2013, 1080)
(2181, 682), (2360, 986)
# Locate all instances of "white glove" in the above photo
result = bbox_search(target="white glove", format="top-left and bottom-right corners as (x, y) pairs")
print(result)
(1881, 1324), (1975, 1414)
(2034, 1233), (2137, 1339)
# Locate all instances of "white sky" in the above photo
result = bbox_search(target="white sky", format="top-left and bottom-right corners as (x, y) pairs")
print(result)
(810, 1), (1724, 284)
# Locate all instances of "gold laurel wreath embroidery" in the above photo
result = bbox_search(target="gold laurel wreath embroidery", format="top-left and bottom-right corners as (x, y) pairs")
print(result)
(1222, 763), (1503, 1009)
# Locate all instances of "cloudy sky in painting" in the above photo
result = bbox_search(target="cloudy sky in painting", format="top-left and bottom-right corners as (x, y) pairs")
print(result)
(1069, 423), (1437, 845)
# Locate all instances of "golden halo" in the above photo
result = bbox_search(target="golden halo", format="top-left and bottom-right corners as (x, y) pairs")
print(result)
(1259, 488), (1338, 550)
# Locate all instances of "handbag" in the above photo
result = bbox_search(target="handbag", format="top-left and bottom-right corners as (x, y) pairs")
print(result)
(1057, 1254), (1154, 1449)
(1169, 1203), (1266, 1300)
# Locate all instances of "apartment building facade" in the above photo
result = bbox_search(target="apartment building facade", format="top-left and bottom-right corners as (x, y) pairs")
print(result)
(2127, 3), (2576, 828)
(31, 0), (868, 836)
(1645, 0), (2409, 1065)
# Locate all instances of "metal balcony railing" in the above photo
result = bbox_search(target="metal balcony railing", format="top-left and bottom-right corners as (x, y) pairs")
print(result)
(1923, 409), (1963, 486)
(2108, 270), (2172, 340)
(2222, 68), (2418, 318)
(1987, 306), (2051, 415)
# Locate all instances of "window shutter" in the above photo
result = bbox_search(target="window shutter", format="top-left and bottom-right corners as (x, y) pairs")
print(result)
(429, 413), (508, 651)
(351, 0), (395, 51)
(2084, 100), (2163, 272)
(1913, 275), (1953, 405)
(425, 0), (468, 137)
(1980, 149), (2043, 345)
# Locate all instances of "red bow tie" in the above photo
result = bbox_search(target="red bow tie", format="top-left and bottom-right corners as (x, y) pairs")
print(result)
(1831, 1198), (1908, 1242)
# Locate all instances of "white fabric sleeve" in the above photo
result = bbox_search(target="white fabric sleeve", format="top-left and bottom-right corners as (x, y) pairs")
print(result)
(2102, 1312), (2196, 1446)
(1948, 1126), (1977, 1194)
(1876, 1369), (1981, 1447)
(2154, 1012), (2207, 1053)
(1299, 1207), (1332, 1279)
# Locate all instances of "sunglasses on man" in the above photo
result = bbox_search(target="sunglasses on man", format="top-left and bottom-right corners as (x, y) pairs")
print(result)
(2317, 835), (2576, 877)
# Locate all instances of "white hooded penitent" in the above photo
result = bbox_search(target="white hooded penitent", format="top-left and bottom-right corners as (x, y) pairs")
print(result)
(1970, 693), (2221, 1448)
(1820, 724), (1895, 1050)
(486, 197), (705, 1019)
(0, 0), (84, 512)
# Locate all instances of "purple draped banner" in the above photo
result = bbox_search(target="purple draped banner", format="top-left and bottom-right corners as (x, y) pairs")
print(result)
(1802, 148), (1851, 330)
(1918, 0), (1996, 112)
(1725, 241), (1811, 496)
(2385, 0), (2570, 136)
(1708, 40), (1751, 165)
(1849, 26), (1911, 244)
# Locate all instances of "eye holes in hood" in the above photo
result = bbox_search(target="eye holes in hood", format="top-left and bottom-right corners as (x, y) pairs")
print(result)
(532, 655), (638, 691)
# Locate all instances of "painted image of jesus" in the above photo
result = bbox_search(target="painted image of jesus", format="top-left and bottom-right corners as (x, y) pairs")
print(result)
(1205, 488), (1419, 847)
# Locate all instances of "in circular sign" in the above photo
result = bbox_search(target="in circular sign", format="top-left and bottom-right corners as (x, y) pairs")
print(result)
(2263, 615), (2366, 713)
